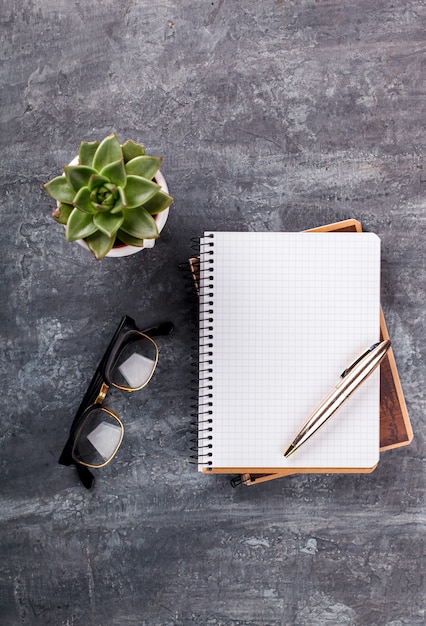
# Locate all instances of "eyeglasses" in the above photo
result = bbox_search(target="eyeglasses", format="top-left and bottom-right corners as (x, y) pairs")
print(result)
(59, 315), (174, 488)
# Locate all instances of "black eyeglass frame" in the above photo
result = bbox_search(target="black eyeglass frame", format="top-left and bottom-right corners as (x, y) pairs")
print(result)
(59, 315), (174, 489)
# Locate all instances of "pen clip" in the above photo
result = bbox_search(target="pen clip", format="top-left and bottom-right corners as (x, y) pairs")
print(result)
(340, 342), (381, 378)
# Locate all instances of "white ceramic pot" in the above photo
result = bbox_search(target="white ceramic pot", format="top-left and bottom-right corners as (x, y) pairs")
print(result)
(65, 157), (170, 258)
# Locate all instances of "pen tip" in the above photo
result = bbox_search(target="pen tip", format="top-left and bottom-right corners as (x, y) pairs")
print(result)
(284, 444), (296, 458)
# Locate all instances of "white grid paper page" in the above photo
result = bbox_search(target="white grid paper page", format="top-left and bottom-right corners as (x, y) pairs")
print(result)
(198, 232), (381, 470)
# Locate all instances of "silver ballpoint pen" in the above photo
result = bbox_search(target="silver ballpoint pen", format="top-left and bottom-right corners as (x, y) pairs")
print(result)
(283, 339), (391, 458)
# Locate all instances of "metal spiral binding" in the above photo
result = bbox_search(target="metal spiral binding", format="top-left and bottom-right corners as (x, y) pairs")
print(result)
(179, 254), (202, 463)
(184, 237), (249, 486)
(182, 240), (204, 464)
(196, 234), (215, 467)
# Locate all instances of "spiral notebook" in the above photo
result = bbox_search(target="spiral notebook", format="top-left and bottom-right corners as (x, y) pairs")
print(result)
(198, 231), (382, 473)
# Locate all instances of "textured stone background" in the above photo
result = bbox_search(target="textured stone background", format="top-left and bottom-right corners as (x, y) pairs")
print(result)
(1, 1), (425, 625)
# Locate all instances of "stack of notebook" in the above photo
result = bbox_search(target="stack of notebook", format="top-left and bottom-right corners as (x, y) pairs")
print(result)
(188, 220), (412, 486)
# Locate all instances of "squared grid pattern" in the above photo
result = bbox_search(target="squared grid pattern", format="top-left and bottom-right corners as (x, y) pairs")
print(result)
(198, 232), (381, 470)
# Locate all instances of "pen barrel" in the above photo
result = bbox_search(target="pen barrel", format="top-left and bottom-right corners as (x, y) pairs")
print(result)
(290, 340), (390, 452)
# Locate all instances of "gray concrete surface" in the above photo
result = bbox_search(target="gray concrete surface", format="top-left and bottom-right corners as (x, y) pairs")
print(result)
(1, 1), (425, 625)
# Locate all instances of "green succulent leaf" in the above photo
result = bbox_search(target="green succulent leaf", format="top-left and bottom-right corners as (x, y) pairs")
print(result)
(110, 186), (127, 213)
(118, 185), (127, 206)
(120, 207), (159, 239)
(88, 174), (110, 191)
(86, 230), (116, 260)
(121, 139), (145, 163)
(93, 211), (124, 237)
(92, 134), (123, 172)
(125, 156), (162, 180)
(78, 141), (100, 167)
(66, 208), (97, 242)
(100, 158), (126, 187)
(140, 190), (173, 215)
(73, 186), (96, 214)
(124, 175), (160, 209)
(43, 176), (75, 203)
(116, 229), (145, 247)
(64, 165), (97, 192)
(52, 202), (74, 224)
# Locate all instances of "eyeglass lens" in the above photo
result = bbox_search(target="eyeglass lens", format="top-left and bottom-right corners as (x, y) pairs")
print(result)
(72, 408), (123, 467)
(110, 335), (157, 390)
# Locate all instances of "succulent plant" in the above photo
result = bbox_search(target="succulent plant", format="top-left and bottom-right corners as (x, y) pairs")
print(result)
(43, 133), (173, 259)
